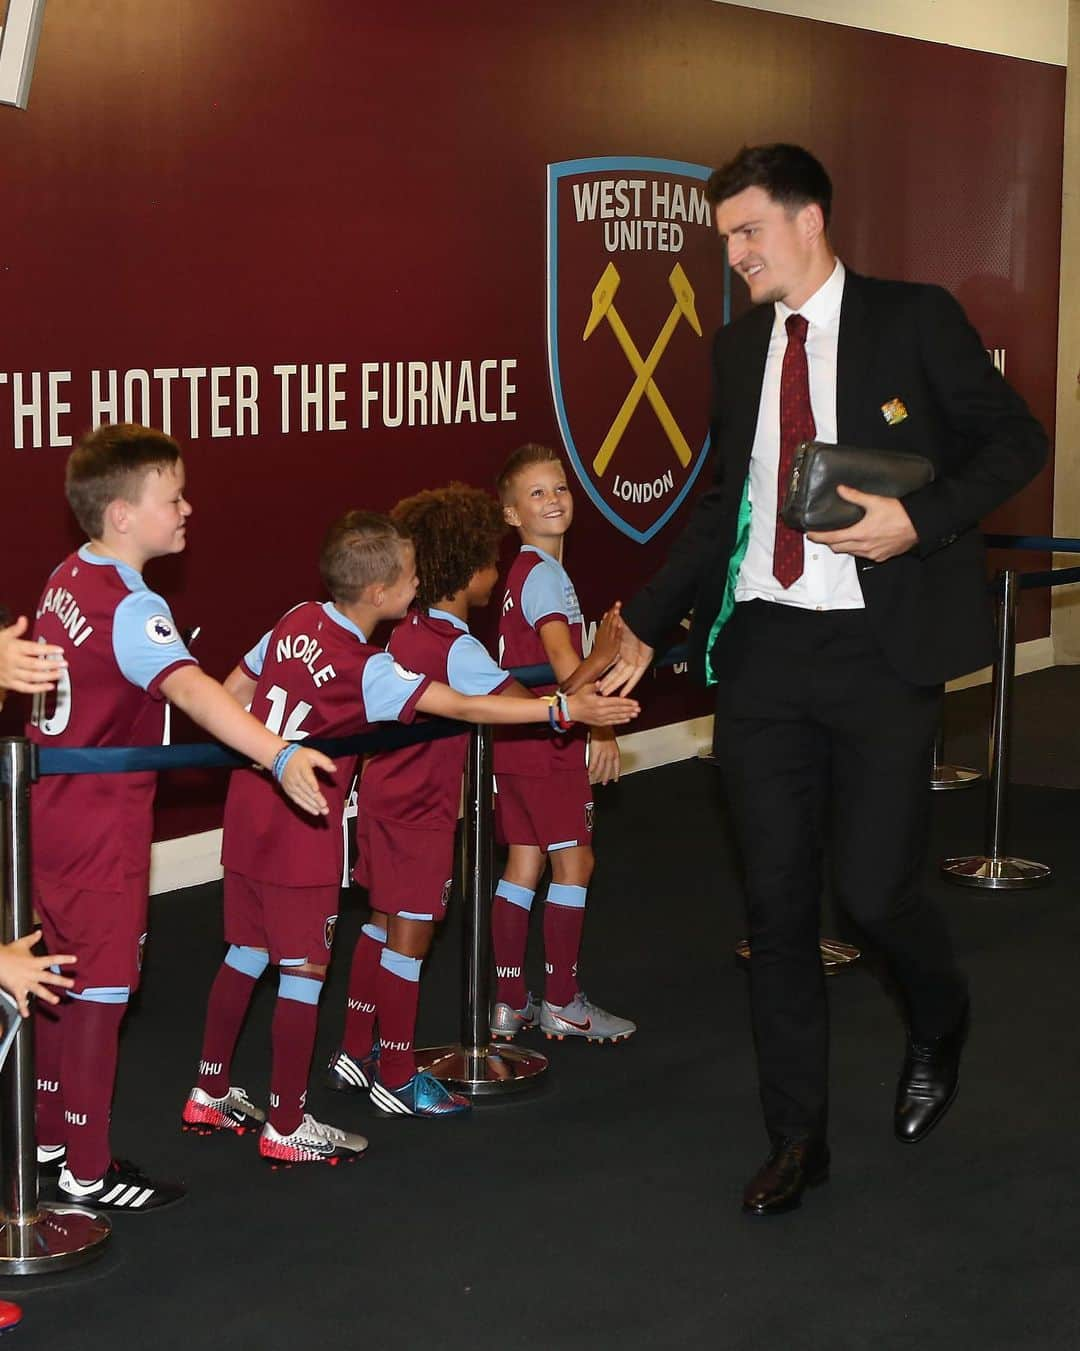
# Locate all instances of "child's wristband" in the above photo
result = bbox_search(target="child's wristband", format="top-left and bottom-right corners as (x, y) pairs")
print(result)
(543, 690), (574, 733)
(271, 743), (300, 782)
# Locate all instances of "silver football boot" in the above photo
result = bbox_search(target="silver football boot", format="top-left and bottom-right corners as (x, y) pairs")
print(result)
(540, 992), (636, 1044)
(489, 991), (541, 1040)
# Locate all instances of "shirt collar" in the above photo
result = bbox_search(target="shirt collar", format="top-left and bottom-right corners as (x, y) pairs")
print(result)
(775, 258), (845, 330)
(77, 544), (144, 589)
(428, 607), (469, 633)
(323, 600), (367, 643)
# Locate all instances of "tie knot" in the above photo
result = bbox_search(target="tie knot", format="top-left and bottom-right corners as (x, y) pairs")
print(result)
(785, 313), (808, 344)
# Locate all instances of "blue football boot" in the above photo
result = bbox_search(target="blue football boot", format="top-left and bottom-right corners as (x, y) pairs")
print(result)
(369, 1070), (471, 1118)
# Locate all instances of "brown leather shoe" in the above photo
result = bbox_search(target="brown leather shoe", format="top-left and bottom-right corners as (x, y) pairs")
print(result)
(742, 1138), (830, 1216)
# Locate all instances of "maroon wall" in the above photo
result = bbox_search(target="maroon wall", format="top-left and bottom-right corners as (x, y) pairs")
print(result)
(0, 1), (1064, 839)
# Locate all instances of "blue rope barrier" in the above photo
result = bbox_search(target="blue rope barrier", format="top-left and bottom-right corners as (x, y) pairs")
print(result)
(1017, 566), (1080, 591)
(984, 534), (1080, 554)
(36, 717), (466, 776)
(34, 642), (691, 778)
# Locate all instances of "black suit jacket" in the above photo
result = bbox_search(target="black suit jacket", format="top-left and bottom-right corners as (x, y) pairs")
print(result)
(623, 270), (1049, 687)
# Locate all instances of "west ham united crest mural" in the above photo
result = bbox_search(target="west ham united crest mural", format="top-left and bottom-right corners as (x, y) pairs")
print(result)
(547, 157), (730, 544)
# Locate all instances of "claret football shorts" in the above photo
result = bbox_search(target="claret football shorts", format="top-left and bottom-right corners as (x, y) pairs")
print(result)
(224, 870), (339, 964)
(354, 815), (453, 922)
(494, 766), (593, 853)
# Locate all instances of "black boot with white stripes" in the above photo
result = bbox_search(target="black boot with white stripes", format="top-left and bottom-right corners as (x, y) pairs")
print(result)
(58, 1158), (185, 1212)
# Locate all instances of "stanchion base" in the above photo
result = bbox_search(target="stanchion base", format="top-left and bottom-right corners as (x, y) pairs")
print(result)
(930, 765), (982, 792)
(735, 938), (861, 974)
(415, 1042), (548, 1099)
(940, 855), (1053, 889)
(0, 1201), (110, 1275)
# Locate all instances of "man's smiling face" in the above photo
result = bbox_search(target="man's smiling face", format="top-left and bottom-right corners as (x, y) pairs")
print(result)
(715, 185), (824, 310)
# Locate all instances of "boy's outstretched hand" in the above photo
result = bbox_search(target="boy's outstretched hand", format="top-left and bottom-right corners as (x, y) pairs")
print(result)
(279, 748), (337, 816)
(0, 933), (75, 1017)
(597, 618), (655, 696)
(566, 686), (639, 727)
(0, 616), (66, 696)
(589, 602), (624, 674)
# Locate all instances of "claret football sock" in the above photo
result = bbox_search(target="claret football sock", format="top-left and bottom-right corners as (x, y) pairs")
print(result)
(342, 922), (385, 1058)
(543, 885), (587, 1008)
(268, 966), (323, 1137)
(196, 946), (267, 1098)
(375, 947), (422, 1089)
(34, 1002), (66, 1148)
(492, 880), (534, 1010)
(62, 998), (126, 1184)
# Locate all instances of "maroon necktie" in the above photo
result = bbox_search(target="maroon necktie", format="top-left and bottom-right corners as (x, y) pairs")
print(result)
(773, 312), (815, 588)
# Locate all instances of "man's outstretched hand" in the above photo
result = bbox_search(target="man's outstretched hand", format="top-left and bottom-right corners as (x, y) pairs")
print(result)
(597, 618), (654, 696)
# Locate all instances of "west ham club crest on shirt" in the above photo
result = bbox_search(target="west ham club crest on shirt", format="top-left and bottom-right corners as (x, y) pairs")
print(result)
(546, 156), (730, 543)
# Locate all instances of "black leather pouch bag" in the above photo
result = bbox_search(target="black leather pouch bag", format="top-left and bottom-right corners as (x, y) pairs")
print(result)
(780, 440), (935, 532)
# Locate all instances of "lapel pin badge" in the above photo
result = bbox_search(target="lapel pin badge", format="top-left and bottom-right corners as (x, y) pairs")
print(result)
(881, 397), (908, 426)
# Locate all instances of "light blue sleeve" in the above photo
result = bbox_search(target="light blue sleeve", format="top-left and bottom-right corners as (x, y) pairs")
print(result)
(361, 651), (428, 722)
(446, 634), (510, 696)
(520, 562), (569, 628)
(242, 630), (272, 678)
(112, 590), (196, 691)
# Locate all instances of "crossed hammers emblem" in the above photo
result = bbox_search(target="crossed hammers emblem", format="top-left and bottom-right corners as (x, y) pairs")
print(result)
(582, 260), (702, 477)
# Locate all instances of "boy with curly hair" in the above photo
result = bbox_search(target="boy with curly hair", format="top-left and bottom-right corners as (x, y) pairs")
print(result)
(328, 484), (625, 1117)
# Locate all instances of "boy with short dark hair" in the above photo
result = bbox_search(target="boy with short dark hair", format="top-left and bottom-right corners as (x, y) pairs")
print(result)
(29, 423), (335, 1212)
(190, 507), (637, 1154)
(490, 444), (636, 1044)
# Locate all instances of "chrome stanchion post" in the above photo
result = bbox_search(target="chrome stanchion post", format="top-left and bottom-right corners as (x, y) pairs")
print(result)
(415, 725), (547, 1096)
(0, 737), (110, 1273)
(941, 571), (1051, 888)
(930, 720), (980, 792)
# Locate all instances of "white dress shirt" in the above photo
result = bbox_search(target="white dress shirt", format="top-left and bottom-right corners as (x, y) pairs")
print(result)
(734, 259), (864, 612)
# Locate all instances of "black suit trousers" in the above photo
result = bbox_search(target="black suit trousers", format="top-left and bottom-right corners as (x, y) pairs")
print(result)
(713, 600), (968, 1143)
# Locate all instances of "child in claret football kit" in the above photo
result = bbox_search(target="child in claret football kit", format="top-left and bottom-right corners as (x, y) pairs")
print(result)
(186, 507), (637, 1161)
(327, 484), (627, 1118)
(490, 443), (637, 1044)
(28, 424), (335, 1213)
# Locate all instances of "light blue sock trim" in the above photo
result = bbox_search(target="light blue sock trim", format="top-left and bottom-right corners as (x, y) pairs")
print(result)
(278, 972), (323, 1005)
(380, 947), (422, 983)
(225, 944), (269, 979)
(362, 923), (387, 944)
(495, 880), (535, 912)
(546, 883), (587, 910)
(69, 986), (130, 1004)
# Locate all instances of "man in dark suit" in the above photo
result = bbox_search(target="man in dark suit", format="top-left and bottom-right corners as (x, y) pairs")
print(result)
(602, 144), (1047, 1215)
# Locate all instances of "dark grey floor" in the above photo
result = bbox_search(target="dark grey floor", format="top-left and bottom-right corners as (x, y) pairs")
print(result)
(3, 677), (1080, 1349)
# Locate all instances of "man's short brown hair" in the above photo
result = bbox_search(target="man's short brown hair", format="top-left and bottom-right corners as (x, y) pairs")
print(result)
(391, 483), (505, 609)
(496, 443), (563, 504)
(706, 144), (833, 228)
(319, 511), (405, 605)
(65, 424), (182, 539)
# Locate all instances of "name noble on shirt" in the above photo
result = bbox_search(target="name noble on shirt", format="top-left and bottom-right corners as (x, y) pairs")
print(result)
(276, 633), (337, 688)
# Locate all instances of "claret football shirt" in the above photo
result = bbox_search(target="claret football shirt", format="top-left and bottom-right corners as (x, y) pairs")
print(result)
(28, 546), (197, 888)
(221, 600), (430, 886)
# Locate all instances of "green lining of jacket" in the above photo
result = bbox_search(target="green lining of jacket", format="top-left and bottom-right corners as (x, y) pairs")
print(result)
(704, 475), (751, 686)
